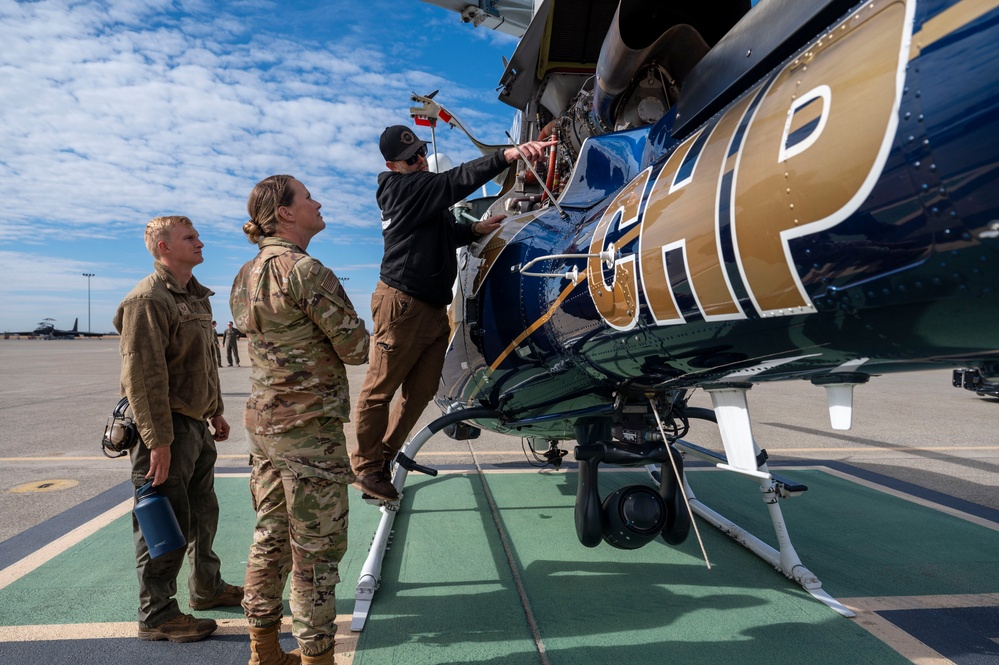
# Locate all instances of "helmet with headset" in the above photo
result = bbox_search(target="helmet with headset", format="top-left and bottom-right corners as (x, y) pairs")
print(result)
(101, 396), (138, 458)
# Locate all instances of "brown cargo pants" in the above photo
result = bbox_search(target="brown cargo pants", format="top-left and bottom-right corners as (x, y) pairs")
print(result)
(351, 281), (450, 477)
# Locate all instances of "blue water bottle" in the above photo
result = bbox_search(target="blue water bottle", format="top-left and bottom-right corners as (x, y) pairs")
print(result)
(134, 480), (186, 559)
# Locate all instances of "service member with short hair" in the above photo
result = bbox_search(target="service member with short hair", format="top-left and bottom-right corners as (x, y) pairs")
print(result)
(114, 215), (244, 643)
(231, 175), (369, 665)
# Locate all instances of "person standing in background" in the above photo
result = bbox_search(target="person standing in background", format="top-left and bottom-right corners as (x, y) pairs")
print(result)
(223, 321), (240, 367)
(211, 320), (222, 368)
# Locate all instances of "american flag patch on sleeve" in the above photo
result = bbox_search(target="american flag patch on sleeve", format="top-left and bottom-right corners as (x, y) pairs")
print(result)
(321, 271), (340, 295)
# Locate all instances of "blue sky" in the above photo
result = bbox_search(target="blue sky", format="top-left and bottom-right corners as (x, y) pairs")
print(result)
(0, 0), (519, 334)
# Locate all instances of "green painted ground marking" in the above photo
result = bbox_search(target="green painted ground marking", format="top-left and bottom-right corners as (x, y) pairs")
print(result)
(3, 469), (994, 665)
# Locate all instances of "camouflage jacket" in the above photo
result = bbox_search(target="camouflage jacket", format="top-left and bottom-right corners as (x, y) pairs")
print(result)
(113, 261), (223, 449)
(230, 237), (369, 435)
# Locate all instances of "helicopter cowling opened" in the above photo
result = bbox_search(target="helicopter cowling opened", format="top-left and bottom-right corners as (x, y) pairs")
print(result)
(351, 0), (999, 629)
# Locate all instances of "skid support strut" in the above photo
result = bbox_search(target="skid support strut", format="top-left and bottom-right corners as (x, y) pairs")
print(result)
(693, 384), (855, 617)
(350, 407), (500, 631)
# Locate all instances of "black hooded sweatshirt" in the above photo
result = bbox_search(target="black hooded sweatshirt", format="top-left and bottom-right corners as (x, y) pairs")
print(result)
(376, 150), (509, 307)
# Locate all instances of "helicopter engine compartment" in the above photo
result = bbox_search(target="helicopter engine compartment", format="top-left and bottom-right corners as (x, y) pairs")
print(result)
(496, 0), (749, 211)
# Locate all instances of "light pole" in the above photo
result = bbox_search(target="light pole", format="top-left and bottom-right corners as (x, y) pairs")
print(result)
(82, 273), (95, 333)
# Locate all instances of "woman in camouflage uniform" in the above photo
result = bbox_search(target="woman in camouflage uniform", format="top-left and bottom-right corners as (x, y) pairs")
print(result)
(230, 175), (369, 665)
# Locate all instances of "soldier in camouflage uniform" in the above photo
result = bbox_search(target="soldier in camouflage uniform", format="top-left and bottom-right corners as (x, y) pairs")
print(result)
(231, 174), (369, 665)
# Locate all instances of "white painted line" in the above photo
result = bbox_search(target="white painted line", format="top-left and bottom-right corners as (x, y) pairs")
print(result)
(0, 474), (250, 592)
(0, 498), (133, 592)
(844, 604), (955, 665)
(816, 465), (999, 532)
(843, 592), (999, 612)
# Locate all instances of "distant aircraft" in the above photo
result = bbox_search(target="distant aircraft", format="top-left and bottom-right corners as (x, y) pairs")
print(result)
(351, 0), (999, 629)
(7, 318), (107, 339)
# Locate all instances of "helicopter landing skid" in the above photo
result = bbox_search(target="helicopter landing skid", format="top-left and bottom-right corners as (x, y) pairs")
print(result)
(351, 407), (499, 632)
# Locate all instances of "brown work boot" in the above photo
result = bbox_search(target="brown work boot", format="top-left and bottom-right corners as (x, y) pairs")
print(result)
(248, 623), (301, 665)
(138, 613), (218, 642)
(190, 582), (245, 610)
(352, 471), (398, 501)
(300, 648), (336, 664)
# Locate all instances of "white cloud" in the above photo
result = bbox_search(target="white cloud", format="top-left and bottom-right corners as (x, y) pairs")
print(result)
(0, 0), (522, 330)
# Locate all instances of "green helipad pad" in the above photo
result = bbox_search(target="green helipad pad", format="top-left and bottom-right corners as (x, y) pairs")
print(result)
(3, 467), (997, 664)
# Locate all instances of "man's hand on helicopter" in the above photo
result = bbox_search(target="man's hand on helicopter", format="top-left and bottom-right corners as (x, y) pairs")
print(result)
(473, 214), (506, 236)
(503, 138), (557, 164)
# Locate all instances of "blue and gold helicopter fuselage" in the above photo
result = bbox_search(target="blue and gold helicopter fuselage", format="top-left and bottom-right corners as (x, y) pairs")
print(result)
(438, 0), (999, 438)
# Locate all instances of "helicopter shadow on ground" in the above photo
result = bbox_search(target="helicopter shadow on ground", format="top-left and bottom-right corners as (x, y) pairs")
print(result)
(346, 470), (850, 656)
(423, 616), (911, 665)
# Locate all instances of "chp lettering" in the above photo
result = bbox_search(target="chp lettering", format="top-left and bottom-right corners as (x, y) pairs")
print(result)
(587, 0), (907, 329)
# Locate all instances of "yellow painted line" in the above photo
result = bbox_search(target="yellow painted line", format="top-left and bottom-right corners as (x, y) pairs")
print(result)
(842, 594), (999, 665)
(0, 455), (250, 462)
(0, 498), (133, 592)
(766, 445), (999, 453)
(0, 616), (358, 663)
(843, 592), (999, 612)
(846, 604), (955, 664)
(408, 446), (995, 456)
(1, 457), (128, 462)
(7, 479), (78, 493)
(1, 445), (995, 465)
(413, 467), (571, 476)
(403, 451), (518, 457)
(910, 0), (999, 59)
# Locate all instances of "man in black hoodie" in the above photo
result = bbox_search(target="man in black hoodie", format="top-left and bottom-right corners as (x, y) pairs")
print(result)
(351, 125), (554, 501)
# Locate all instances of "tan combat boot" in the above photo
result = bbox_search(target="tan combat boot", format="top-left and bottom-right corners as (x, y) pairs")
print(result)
(300, 647), (336, 664)
(248, 623), (301, 665)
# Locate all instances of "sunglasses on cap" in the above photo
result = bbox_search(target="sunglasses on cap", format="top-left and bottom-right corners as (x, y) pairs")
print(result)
(404, 144), (428, 166)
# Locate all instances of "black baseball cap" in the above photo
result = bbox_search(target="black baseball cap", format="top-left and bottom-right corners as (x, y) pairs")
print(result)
(379, 125), (428, 162)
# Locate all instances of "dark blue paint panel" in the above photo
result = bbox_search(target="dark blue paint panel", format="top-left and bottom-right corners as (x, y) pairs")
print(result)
(0, 469), (247, 569)
(879, 606), (999, 665)
(785, 116), (820, 151)
(675, 129), (710, 181)
(0, 482), (132, 569)
(558, 128), (650, 208)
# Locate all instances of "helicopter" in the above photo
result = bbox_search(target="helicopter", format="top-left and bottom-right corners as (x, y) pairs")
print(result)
(350, 0), (999, 628)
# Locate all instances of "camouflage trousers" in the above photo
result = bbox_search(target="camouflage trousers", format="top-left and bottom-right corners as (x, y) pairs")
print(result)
(243, 417), (352, 656)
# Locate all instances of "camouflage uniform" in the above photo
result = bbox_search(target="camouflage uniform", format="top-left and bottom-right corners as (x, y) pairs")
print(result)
(230, 237), (368, 657)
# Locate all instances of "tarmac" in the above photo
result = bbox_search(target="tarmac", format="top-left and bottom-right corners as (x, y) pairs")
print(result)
(1, 338), (998, 664)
